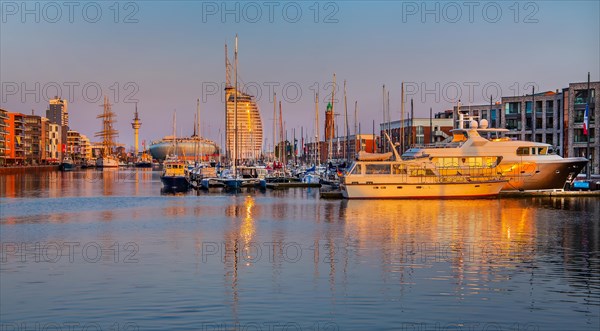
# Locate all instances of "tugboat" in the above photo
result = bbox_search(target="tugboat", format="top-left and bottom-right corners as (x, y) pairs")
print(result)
(160, 155), (189, 191)
(160, 111), (189, 191)
(59, 155), (75, 171)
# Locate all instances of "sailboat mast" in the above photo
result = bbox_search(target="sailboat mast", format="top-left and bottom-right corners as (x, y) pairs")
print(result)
(224, 43), (229, 163)
(387, 90), (390, 152)
(344, 80), (348, 161)
(382, 85), (385, 153)
(329, 73), (336, 161)
(197, 98), (202, 163)
(354, 101), (358, 155)
(279, 101), (284, 166)
(273, 92), (277, 162)
(315, 92), (320, 166)
(234, 34), (238, 176)
(401, 81), (405, 153)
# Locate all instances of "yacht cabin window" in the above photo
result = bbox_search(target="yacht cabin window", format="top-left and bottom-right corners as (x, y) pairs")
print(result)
(365, 164), (391, 175)
(516, 147), (529, 156)
(392, 164), (407, 174)
(350, 164), (362, 175)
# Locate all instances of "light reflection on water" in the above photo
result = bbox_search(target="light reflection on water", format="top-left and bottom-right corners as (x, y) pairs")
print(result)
(0, 170), (598, 330)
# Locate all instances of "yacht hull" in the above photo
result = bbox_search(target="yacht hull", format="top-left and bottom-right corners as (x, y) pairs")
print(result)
(500, 159), (588, 191)
(341, 180), (506, 199)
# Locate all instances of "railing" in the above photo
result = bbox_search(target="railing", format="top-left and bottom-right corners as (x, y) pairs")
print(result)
(409, 142), (462, 149)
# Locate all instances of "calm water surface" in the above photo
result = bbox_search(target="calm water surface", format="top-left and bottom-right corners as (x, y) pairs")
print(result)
(1, 169), (599, 331)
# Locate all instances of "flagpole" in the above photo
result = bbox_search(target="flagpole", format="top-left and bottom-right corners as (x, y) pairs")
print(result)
(586, 72), (591, 180)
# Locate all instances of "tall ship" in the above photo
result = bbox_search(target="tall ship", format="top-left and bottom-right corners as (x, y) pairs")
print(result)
(95, 96), (119, 168)
(401, 115), (588, 191)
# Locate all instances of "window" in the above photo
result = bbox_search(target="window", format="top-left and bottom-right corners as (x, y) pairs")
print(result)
(575, 89), (595, 104)
(516, 147), (529, 156)
(365, 164), (391, 174)
(535, 101), (543, 113)
(416, 126), (424, 144)
(437, 157), (460, 168)
(525, 101), (532, 114)
(505, 102), (520, 115)
(506, 119), (520, 130)
(546, 100), (554, 114)
(350, 164), (362, 175)
(392, 164), (406, 174)
(410, 168), (435, 176)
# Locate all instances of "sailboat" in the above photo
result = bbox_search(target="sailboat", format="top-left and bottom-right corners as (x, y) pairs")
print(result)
(221, 35), (244, 189)
(95, 96), (119, 168)
(160, 111), (190, 191)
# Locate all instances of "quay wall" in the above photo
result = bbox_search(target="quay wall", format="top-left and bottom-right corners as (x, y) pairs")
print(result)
(0, 165), (60, 175)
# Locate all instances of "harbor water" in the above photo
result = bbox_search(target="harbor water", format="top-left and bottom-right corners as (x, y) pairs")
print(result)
(1, 169), (599, 331)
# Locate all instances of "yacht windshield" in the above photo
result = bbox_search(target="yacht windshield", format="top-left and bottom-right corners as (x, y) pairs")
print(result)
(401, 149), (426, 160)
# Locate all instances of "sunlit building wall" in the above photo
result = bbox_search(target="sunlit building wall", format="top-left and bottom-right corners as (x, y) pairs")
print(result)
(225, 87), (263, 161)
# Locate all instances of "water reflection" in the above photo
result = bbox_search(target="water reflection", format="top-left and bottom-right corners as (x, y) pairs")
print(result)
(0, 168), (158, 198)
(1, 171), (598, 329)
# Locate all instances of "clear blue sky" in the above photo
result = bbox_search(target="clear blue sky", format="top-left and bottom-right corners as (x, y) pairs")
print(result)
(1, 1), (599, 149)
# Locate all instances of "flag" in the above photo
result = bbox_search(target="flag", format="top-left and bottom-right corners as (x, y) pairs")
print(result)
(583, 104), (589, 136)
(336, 168), (343, 177)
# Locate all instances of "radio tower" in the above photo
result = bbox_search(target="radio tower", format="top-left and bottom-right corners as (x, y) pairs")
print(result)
(131, 103), (141, 156)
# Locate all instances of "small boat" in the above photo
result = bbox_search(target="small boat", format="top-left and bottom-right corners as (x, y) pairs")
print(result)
(59, 156), (75, 171)
(80, 159), (96, 168)
(135, 159), (152, 168)
(136, 142), (154, 168)
(160, 156), (190, 191)
(160, 111), (189, 191)
(96, 155), (119, 168)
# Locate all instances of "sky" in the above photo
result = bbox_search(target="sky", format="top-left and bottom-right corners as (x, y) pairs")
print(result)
(1, 0), (599, 151)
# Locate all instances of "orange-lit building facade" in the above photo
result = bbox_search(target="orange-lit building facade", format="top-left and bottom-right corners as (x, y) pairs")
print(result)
(0, 108), (8, 165)
(4, 112), (26, 164)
